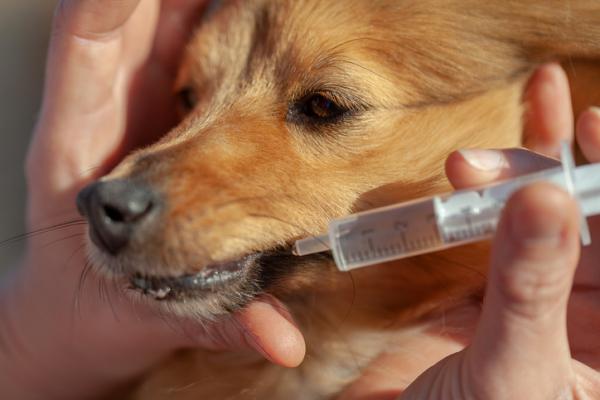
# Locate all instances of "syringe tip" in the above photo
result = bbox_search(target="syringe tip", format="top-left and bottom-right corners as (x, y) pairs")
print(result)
(293, 234), (331, 256)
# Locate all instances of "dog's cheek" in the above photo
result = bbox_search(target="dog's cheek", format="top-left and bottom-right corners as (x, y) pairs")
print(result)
(257, 252), (338, 291)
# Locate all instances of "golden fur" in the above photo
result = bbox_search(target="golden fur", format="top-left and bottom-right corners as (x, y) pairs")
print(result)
(86, 0), (600, 398)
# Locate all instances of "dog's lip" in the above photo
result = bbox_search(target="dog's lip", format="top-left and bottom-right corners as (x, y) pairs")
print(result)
(129, 253), (261, 301)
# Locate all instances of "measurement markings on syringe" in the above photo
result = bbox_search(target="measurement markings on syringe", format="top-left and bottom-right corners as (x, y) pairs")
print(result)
(346, 210), (442, 264)
(441, 204), (501, 243)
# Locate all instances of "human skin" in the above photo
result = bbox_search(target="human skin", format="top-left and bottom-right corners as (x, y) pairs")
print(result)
(1, 1), (599, 399)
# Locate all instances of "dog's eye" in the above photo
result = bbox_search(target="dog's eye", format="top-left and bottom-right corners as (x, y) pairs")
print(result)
(176, 87), (198, 114)
(300, 94), (347, 121)
(287, 91), (367, 128)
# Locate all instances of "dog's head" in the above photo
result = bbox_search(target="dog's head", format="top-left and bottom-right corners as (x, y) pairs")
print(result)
(76, 0), (593, 318)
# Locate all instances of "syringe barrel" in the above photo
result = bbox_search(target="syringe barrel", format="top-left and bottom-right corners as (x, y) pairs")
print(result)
(432, 166), (564, 246)
(319, 143), (598, 271)
(329, 197), (446, 271)
(329, 190), (508, 272)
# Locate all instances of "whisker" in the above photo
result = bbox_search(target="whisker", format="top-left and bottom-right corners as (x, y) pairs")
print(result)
(0, 219), (88, 249)
(100, 266), (123, 323)
(74, 259), (93, 319)
(152, 301), (187, 339)
(101, 276), (120, 323)
(61, 244), (86, 320)
(80, 262), (94, 309)
(61, 242), (87, 273)
(34, 209), (83, 224)
(40, 233), (86, 250)
(98, 274), (106, 303)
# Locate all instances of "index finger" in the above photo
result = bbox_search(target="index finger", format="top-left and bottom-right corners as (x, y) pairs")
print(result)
(56, 0), (142, 40)
(445, 148), (559, 190)
(27, 0), (155, 218)
(522, 63), (574, 158)
(42, 0), (149, 118)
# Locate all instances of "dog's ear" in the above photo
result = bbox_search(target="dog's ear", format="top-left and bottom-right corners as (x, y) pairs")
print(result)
(496, 1), (600, 61)
(358, 1), (599, 108)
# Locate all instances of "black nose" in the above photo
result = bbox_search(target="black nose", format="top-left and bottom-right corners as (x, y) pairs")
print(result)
(77, 180), (159, 255)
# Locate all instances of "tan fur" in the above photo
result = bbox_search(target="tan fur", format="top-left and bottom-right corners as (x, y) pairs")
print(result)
(88, 1), (600, 398)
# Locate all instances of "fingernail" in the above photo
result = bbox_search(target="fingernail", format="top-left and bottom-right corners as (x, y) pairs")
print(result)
(590, 106), (600, 117)
(458, 149), (508, 171)
(510, 198), (565, 249)
(539, 63), (563, 94)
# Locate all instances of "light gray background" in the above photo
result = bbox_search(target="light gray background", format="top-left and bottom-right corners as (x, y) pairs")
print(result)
(0, 1), (58, 277)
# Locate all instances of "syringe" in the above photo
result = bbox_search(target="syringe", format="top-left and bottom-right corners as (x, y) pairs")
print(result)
(294, 144), (600, 271)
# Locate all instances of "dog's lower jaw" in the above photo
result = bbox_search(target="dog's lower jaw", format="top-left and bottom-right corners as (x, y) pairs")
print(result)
(130, 309), (409, 400)
(87, 238), (307, 319)
(130, 296), (480, 400)
(129, 244), (489, 400)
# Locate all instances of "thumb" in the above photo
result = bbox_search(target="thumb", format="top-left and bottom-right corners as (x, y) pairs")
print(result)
(234, 297), (307, 368)
(181, 296), (306, 368)
(466, 183), (580, 399)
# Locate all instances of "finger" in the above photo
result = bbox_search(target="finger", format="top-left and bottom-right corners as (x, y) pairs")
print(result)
(445, 148), (559, 189)
(56, 0), (142, 39)
(576, 107), (600, 163)
(116, 0), (209, 162)
(150, 0), (209, 73)
(28, 0), (159, 209)
(235, 296), (306, 367)
(466, 183), (579, 398)
(573, 107), (600, 287)
(523, 63), (574, 157)
(41, 0), (153, 119)
(181, 296), (306, 368)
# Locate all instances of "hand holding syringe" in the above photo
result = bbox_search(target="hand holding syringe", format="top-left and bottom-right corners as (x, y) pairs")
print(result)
(294, 143), (599, 271)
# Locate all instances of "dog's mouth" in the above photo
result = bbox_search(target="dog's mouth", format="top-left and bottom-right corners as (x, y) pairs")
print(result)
(129, 253), (261, 301)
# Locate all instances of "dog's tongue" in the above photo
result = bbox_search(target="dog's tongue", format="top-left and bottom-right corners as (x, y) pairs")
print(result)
(235, 296), (306, 367)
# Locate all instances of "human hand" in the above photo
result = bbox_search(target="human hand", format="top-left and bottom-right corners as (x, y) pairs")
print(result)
(401, 65), (600, 398)
(0, 1), (304, 399)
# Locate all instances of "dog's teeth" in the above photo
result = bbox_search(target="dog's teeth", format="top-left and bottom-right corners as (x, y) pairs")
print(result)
(128, 253), (260, 300)
(148, 287), (171, 300)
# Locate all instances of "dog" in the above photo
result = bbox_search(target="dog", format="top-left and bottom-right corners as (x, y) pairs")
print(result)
(75, 0), (600, 398)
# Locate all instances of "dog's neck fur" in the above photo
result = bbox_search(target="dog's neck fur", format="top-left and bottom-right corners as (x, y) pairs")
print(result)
(132, 246), (489, 399)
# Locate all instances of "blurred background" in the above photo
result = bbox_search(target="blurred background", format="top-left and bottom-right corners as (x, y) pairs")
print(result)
(0, 1), (58, 277)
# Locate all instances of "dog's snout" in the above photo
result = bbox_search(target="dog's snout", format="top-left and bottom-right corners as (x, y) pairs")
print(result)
(77, 180), (160, 255)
